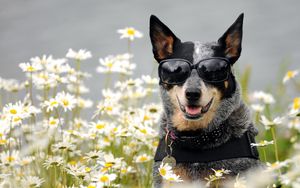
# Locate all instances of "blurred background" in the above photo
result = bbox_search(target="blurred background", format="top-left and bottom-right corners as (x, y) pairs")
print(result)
(1, 0), (299, 101)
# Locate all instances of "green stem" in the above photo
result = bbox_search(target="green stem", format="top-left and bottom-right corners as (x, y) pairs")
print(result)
(0, 89), (3, 108)
(54, 166), (57, 187)
(270, 125), (282, 175)
(270, 126), (279, 161)
(73, 59), (81, 118)
(262, 147), (267, 162)
(8, 118), (12, 162)
(127, 39), (131, 54)
(29, 72), (34, 105)
(215, 179), (219, 188)
(265, 104), (271, 119)
(104, 73), (111, 89)
(55, 109), (63, 142)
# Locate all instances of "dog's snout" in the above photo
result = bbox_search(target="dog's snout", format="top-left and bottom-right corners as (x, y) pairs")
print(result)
(185, 88), (201, 101)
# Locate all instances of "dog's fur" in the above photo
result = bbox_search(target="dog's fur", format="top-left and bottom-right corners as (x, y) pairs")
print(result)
(149, 14), (261, 187)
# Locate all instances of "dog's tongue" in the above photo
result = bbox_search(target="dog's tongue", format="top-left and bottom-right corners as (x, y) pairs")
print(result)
(185, 106), (201, 115)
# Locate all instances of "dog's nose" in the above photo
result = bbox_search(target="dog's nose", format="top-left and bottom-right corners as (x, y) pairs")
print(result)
(185, 88), (201, 101)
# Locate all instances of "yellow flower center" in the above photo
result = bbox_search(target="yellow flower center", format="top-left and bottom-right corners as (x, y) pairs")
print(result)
(259, 140), (266, 144)
(149, 108), (158, 113)
(127, 81), (135, 86)
(13, 117), (21, 122)
(99, 175), (109, 183)
(143, 115), (150, 121)
(168, 177), (175, 181)
(0, 139), (7, 145)
(127, 28), (135, 36)
(153, 140), (159, 147)
(49, 120), (57, 125)
(62, 99), (69, 106)
(138, 156), (148, 162)
(96, 124), (105, 130)
(85, 167), (91, 172)
(75, 123), (82, 128)
(107, 61), (113, 68)
(26, 66), (35, 72)
(140, 129), (147, 134)
(6, 156), (15, 162)
(293, 98), (300, 110)
(121, 168), (127, 174)
(159, 168), (167, 176)
(10, 109), (17, 115)
(87, 185), (96, 188)
(50, 101), (58, 106)
(68, 161), (77, 165)
(287, 71), (295, 78)
(112, 127), (118, 132)
(104, 106), (113, 112)
(104, 162), (114, 168)
(39, 73), (48, 80)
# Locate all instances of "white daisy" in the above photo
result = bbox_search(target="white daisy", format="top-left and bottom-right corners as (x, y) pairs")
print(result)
(43, 156), (64, 169)
(21, 176), (44, 188)
(164, 173), (183, 182)
(141, 75), (159, 85)
(0, 150), (20, 166)
(30, 55), (54, 66)
(283, 70), (298, 83)
(42, 98), (59, 112)
(158, 162), (173, 178)
(19, 62), (43, 72)
(251, 104), (264, 112)
(251, 140), (274, 147)
(134, 153), (152, 163)
(252, 91), (275, 104)
(260, 115), (285, 130)
(66, 48), (92, 61)
(117, 27), (143, 41)
(55, 91), (77, 112)
(92, 172), (117, 186)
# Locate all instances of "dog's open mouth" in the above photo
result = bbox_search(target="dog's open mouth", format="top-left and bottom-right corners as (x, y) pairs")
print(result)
(176, 96), (214, 120)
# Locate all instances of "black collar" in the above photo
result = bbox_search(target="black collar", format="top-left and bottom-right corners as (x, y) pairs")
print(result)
(154, 124), (259, 163)
(166, 122), (231, 150)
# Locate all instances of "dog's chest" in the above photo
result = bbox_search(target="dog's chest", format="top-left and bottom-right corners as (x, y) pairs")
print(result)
(173, 164), (211, 180)
(153, 159), (262, 186)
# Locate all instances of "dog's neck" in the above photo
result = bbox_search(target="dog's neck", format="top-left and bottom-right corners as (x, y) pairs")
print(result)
(159, 83), (258, 149)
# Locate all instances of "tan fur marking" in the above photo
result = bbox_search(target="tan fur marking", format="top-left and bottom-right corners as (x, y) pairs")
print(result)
(156, 35), (174, 59)
(173, 166), (192, 181)
(225, 32), (240, 57)
(224, 81), (229, 88)
(169, 85), (222, 131)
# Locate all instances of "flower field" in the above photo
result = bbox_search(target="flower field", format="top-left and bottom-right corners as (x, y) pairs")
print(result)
(0, 27), (300, 188)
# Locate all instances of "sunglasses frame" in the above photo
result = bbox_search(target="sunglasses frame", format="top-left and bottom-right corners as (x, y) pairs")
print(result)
(158, 57), (232, 85)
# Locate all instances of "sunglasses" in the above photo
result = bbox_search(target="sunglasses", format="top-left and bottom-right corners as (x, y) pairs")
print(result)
(158, 57), (231, 85)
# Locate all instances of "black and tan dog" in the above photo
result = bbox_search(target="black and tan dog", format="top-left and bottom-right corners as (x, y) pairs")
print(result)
(150, 13), (261, 186)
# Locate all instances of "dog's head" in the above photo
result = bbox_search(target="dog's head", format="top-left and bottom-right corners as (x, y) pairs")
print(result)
(149, 14), (244, 131)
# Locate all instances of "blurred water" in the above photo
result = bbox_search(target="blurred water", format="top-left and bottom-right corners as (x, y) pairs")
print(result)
(0, 0), (299, 103)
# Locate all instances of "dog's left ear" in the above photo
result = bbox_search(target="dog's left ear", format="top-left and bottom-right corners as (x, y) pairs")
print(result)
(149, 15), (181, 61)
(218, 13), (244, 64)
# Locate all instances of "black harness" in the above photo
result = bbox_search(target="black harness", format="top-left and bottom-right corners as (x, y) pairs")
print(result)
(154, 123), (259, 163)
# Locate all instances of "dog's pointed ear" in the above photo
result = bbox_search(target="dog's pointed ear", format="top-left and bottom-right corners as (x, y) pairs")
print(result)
(218, 13), (244, 64)
(149, 15), (180, 61)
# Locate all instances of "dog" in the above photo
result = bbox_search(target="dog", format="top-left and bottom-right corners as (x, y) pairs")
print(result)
(150, 13), (262, 187)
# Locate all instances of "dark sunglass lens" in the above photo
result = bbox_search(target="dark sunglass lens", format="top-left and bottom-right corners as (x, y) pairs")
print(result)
(160, 60), (190, 84)
(198, 59), (229, 82)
